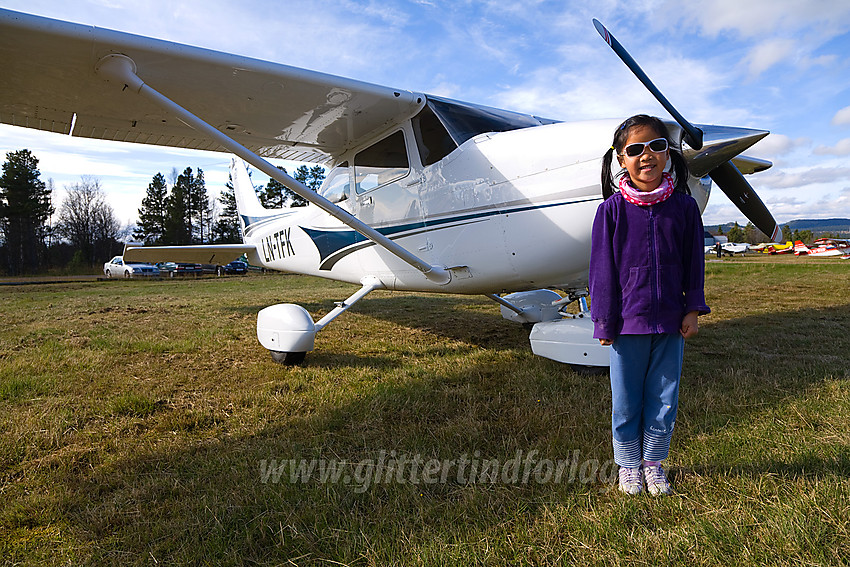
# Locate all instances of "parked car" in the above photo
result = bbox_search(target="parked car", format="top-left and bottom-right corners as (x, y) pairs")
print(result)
(103, 256), (160, 279)
(217, 260), (248, 276)
(156, 262), (203, 277)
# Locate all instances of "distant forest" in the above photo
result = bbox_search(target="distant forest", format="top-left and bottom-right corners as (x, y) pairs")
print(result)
(0, 149), (323, 276)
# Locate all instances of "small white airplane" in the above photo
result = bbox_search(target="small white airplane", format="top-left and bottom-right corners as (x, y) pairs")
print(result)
(0, 10), (781, 368)
(722, 242), (750, 256)
(704, 242), (749, 256)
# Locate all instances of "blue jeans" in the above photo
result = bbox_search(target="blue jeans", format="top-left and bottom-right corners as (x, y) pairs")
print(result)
(609, 333), (684, 468)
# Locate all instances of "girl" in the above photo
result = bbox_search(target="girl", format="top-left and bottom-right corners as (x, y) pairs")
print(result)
(589, 115), (710, 496)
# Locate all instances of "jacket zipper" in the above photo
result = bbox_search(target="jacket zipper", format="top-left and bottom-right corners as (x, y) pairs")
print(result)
(648, 207), (659, 334)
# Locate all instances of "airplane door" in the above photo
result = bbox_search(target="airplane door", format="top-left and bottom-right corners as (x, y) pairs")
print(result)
(353, 129), (423, 229)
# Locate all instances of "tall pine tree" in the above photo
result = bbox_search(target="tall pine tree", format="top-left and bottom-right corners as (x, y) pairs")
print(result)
(258, 166), (289, 208)
(294, 165), (326, 194)
(164, 167), (193, 245)
(190, 168), (211, 243)
(0, 149), (53, 274)
(213, 176), (241, 243)
(134, 172), (168, 244)
(258, 164), (325, 208)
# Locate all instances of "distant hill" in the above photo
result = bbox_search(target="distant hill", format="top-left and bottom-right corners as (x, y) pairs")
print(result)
(781, 218), (850, 234)
(709, 218), (850, 237)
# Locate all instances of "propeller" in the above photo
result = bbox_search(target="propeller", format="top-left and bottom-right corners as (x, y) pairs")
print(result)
(592, 19), (782, 242)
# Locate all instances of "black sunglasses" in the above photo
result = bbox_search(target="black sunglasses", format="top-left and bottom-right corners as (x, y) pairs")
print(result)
(620, 137), (668, 158)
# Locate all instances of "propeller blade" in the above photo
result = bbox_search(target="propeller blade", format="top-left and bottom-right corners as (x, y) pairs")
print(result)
(592, 18), (703, 150)
(685, 124), (770, 177)
(709, 161), (781, 242)
(592, 19), (780, 242)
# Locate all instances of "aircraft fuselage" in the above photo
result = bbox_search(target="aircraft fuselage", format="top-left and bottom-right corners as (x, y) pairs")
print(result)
(238, 117), (710, 295)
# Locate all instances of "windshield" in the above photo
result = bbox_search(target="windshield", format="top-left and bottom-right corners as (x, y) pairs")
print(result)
(426, 96), (558, 146)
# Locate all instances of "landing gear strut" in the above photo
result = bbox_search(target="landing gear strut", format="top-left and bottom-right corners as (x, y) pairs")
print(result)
(258, 276), (384, 365)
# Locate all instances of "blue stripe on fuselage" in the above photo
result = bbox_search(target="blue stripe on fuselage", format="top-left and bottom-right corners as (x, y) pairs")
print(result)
(299, 197), (601, 268)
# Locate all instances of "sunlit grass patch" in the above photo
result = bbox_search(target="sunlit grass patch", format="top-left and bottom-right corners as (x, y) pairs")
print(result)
(108, 392), (158, 417)
(0, 373), (53, 403)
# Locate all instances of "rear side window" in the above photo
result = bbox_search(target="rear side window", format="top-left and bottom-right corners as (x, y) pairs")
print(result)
(354, 131), (409, 193)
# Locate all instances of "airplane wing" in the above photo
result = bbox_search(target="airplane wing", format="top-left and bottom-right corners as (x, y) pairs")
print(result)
(0, 9), (422, 164)
(123, 243), (259, 265)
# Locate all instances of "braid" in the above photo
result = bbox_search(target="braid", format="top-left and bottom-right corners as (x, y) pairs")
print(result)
(668, 148), (691, 195)
(601, 147), (617, 200)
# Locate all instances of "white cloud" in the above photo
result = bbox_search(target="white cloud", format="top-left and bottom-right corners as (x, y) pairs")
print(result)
(757, 166), (850, 189)
(750, 134), (809, 157)
(426, 77), (462, 99)
(816, 187), (850, 211)
(667, 0), (850, 82)
(832, 106), (850, 127)
(745, 39), (795, 77)
(667, 0), (850, 39)
(813, 139), (850, 156)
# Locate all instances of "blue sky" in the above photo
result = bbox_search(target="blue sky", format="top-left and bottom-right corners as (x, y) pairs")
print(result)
(1, 0), (850, 230)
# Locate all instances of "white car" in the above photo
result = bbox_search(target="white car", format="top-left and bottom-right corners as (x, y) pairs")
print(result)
(103, 256), (160, 278)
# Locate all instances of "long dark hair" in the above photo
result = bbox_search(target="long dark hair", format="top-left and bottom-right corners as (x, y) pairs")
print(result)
(600, 114), (690, 200)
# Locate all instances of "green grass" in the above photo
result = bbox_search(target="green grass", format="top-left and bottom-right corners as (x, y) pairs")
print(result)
(1, 258), (848, 565)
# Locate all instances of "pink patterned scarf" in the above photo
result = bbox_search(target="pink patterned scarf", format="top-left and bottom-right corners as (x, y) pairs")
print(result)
(618, 172), (675, 206)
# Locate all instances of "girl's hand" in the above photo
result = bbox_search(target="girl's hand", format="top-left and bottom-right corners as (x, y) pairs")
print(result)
(599, 338), (613, 346)
(680, 311), (699, 339)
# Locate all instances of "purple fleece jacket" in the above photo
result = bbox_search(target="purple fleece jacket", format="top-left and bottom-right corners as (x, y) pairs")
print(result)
(589, 191), (710, 340)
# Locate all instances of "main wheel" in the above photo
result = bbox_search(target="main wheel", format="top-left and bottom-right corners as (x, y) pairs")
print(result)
(270, 351), (306, 366)
(569, 364), (609, 376)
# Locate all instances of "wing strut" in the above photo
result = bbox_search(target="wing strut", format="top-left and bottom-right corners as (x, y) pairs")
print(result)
(95, 54), (451, 285)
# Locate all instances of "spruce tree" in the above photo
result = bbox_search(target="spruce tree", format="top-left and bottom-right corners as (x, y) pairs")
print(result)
(263, 175), (288, 208)
(190, 168), (211, 243)
(213, 177), (241, 243)
(0, 149), (53, 274)
(293, 165), (326, 206)
(258, 165), (325, 208)
(258, 166), (289, 208)
(134, 172), (168, 244)
(164, 167), (193, 245)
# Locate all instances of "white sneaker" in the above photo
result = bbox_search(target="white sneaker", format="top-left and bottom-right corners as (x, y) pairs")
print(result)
(618, 466), (642, 495)
(643, 464), (673, 496)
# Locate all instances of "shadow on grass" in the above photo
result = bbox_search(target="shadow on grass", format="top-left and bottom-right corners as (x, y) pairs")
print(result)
(226, 293), (533, 351)
(17, 298), (850, 564)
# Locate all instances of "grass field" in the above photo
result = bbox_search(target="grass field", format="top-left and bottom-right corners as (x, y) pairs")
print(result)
(1, 256), (848, 565)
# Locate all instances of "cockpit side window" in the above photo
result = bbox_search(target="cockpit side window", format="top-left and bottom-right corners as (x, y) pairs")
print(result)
(411, 104), (458, 166)
(354, 131), (409, 194)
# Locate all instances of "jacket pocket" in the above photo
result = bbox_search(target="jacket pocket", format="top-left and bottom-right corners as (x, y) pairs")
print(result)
(621, 266), (651, 318)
